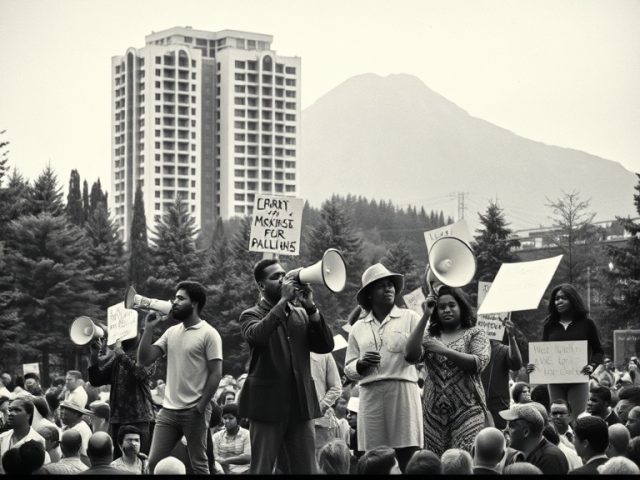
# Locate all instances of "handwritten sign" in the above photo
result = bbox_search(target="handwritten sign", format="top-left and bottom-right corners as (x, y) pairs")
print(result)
(249, 195), (304, 256)
(477, 281), (508, 340)
(614, 330), (640, 366)
(529, 341), (588, 384)
(107, 302), (138, 346)
(333, 334), (349, 352)
(403, 287), (426, 316)
(424, 219), (473, 253)
(22, 363), (40, 376)
(477, 255), (562, 315)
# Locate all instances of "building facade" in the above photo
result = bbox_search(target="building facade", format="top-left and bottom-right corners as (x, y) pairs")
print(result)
(111, 27), (300, 242)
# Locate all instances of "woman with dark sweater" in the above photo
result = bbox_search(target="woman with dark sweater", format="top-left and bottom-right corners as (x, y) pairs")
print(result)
(527, 283), (603, 422)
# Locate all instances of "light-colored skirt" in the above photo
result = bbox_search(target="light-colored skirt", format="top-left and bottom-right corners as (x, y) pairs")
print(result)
(358, 380), (423, 451)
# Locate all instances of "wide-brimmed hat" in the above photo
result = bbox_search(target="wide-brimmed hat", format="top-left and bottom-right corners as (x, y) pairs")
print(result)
(356, 263), (404, 309)
(60, 400), (92, 416)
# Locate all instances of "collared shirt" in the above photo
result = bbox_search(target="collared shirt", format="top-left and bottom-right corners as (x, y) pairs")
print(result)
(154, 319), (223, 409)
(344, 306), (420, 385)
(212, 426), (251, 474)
(110, 455), (148, 474)
(66, 386), (88, 409)
(0, 427), (51, 474)
(587, 454), (609, 464)
(63, 420), (92, 457)
(558, 441), (583, 470)
(42, 456), (89, 474)
(558, 425), (575, 449)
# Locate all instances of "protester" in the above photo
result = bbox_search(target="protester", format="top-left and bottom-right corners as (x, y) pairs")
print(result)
(607, 423), (630, 458)
(500, 403), (569, 474)
(530, 384), (551, 412)
(317, 438), (351, 475)
(471, 427), (505, 474)
(61, 370), (89, 408)
(19, 439), (48, 473)
(88, 400), (110, 434)
(212, 403), (251, 474)
(80, 431), (127, 474)
(36, 424), (62, 463)
(441, 448), (473, 474)
(405, 285), (490, 457)
(153, 455), (187, 474)
(502, 461), (543, 474)
(597, 456), (640, 474)
(238, 258), (334, 474)
(1, 447), (24, 474)
(0, 396), (9, 433)
(310, 351), (343, 454)
(60, 399), (92, 462)
(481, 319), (523, 430)
(527, 284), (604, 421)
(23, 373), (43, 396)
(593, 356), (617, 388)
(550, 398), (575, 449)
(0, 374), (10, 399)
(344, 264), (423, 471)
(626, 405), (640, 438)
(356, 445), (402, 474)
(110, 424), (149, 474)
(44, 389), (62, 428)
(333, 396), (351, 445)
(404, 448), (442, 474)
(138, 281), (222, 474)
(627, 436), (640, 468)
(615, 385), (640, 423)
(0, 397), (50, 474)
(542, 423), (583, 470)
(567, 415), (609, 474)
(41, 430), (89, 474)
(32, 396), (59, 432)
(511, 381), (532, 404)
(582, 385), (622, 425)
(89, 331), (155, 458)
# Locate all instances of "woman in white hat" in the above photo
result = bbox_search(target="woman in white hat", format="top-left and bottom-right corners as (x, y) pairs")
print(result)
(344, 263), (425, 472)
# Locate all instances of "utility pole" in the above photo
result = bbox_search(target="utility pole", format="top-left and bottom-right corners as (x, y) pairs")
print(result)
(450, 192), (468, 221)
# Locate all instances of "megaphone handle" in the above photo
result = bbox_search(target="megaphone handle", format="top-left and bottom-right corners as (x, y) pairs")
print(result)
(424, 266), (437, 308)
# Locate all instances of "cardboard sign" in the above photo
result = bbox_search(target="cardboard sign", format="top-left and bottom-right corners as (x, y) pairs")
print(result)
(613, 330), (640, 366)
(424, 219), (473, 253)
(477, 255), (562, 315)
(477, 281), (508, 341)
(403, 287), (426, 316)
(249, 195), (304, 256)
(22, 363), (40, 376)
(107, 302), (139, 346)
(333, 334), (349, 352)
(529, 341), (588, 384)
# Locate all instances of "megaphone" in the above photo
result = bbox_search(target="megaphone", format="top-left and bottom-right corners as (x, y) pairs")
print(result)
(296, 248), (347, 293)
(124, 286), (172, 316)
(427, 236), (476, 288)
(70, 316), (105, 346)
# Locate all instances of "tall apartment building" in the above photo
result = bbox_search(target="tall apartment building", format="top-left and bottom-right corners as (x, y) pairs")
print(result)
(111, 27), (301, 242)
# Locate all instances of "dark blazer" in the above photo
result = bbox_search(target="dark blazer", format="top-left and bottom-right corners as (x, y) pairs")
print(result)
(569, 456), (608, 475)
(238, 298), (334, 422)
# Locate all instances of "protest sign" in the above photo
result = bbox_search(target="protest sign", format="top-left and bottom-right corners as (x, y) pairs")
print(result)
(477, 281), (508, 341)
(529, 341), (588, 384)
(613, 330), (640, 366)
(424, 219), (473, 253)
(403, 287), (426, 316)
(477, 255), (562, 315)
(22, 363), (40, 376)
(333, 334), (349, 352)
(107, 302), (138, 346)
(249, 195), (304, 256)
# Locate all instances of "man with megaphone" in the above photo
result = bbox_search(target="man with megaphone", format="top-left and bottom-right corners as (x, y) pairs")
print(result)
(238, 258), (335, 475)
(137, 281), (223, 475)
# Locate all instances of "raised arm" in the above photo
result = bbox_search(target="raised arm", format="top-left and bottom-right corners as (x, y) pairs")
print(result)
(137, 313), (165, 367)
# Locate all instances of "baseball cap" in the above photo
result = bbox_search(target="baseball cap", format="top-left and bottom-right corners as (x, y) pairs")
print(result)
(499, 404), (544, 431)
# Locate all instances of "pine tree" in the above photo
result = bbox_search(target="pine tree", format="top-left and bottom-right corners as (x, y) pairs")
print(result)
(28, 166), (64, 216)
(145, 195), (203, 300)
(82, 180), (90, 221)
(304, 198), (366, 323)
(66, 169), (84, 226)
(0, 130), (9, 188)
(0, 213), (100, 383)
(85, 201), (126, 309)
(381, 240), (421, 295)
(473, 200), (521, 283)
(89, 179), (107, 217)
(128, 186), (151, 289)
(0, 170), (31, 239)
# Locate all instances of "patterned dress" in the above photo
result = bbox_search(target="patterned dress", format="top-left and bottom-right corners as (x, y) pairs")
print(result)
(421, 326), (490, 456)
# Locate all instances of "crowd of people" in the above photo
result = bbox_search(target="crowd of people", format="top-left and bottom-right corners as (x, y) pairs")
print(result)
(1, 263), (640, 475)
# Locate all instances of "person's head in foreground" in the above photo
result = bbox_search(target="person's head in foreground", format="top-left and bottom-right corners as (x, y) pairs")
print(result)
(317, 439), (351, 475)
(597, 456), (640, 475)
(356, 446), (401, 474)
(503, 462), (543, 474)
(154, 456), (186, 474)
(500, 404), (544, 453)
(405, 449), (442, 475)
(473, 427), (506, 470)
(573, 416), (609, 462)
(441, 448), (473, 475)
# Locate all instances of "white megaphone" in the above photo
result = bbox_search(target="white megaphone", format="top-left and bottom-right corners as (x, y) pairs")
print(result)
(70, 316), (105, 346)
(295, 248), (347, 293)
(427, 236), (476, 288)
(124, 286), (172, 317)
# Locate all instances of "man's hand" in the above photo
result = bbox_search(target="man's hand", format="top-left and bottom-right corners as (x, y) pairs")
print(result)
(504, 319), (516, 336)
(297, 283), (315, 310)
(356, 351), (381, 374)
(280, 272), (298, 303)
(422, 295), (437, 317)
(581, 364), (595, 376)
(144, 311), (164, 329)
(526, 363), (536, 374)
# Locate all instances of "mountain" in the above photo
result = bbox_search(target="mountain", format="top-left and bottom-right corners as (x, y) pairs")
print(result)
(300, 73), (637, 230)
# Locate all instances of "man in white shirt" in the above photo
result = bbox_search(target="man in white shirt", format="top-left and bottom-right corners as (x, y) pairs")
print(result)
(63, 370), (88, 409)
(60, 400), (92, 464)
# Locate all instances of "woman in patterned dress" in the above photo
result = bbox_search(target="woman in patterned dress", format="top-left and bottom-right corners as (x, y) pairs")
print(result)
(405, 286), (490, 456)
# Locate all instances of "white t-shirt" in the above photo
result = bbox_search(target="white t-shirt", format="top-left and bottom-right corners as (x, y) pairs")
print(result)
(64, 420), (92, 457)
(154, 320), (222, 409)
(0, 427), (51, 474)
(66, 386), (88, 409)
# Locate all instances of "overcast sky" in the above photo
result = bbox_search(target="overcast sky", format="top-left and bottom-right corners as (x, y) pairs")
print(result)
(1, 0), (638, 205)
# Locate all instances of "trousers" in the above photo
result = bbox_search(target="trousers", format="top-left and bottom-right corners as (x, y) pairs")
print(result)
(147, 405), (212, 474)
